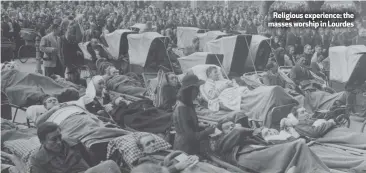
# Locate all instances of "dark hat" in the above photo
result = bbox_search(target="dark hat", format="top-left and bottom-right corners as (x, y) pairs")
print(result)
(180, 73), (204, 90)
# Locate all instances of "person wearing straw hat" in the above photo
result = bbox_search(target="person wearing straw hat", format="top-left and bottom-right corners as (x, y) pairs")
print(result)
(173, 74), (215, 155)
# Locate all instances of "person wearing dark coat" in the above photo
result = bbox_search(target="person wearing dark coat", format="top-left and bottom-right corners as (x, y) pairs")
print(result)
(286, 28), (300, 54)
(172, 74), (215, 155)
(61, 21), (84, 84)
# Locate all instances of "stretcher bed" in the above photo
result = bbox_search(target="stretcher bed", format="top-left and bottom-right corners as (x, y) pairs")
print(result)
(179, 64), (298, 130)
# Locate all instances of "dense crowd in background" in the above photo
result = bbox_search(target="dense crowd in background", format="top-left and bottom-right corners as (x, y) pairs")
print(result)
(1, 1), (366, 67)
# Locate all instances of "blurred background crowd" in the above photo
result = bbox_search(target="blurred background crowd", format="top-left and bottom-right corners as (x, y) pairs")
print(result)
(2, 1), (366, 64)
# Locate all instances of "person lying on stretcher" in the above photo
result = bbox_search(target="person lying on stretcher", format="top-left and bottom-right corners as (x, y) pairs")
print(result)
(135, 134), (231, 173)
(280, 106), (339, 139)
(201, 66), (249, 111)
(213, 119), (331, 173)
(102, 65), (147, 97)
(35, 77), (129, 125)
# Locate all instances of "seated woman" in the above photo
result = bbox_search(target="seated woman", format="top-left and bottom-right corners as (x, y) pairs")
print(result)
(102, 65), (147, 97)
(173, 74), (215, 155)
(154, 70), (180, 112)
(135, 134), (231, 173)
(214, 119), (331, 173)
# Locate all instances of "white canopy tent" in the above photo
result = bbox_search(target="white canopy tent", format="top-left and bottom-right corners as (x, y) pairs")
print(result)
(329, 45), (366, 83)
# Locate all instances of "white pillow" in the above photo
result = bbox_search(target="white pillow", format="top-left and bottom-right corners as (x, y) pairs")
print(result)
(179, 64), (225, 81)
(26, 105), (47, 123)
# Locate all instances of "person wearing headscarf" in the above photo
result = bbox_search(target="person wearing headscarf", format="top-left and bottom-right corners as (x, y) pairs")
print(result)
(84, 75), (113, 117)
(173, 74), (215, 155)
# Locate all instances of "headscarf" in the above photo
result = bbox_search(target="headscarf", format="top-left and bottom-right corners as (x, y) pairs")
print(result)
(26, 105), (47, 123)
(84, 75), (104, 105)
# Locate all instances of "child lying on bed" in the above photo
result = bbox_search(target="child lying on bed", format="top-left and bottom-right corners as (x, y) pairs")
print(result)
(214, 119), (331, 173)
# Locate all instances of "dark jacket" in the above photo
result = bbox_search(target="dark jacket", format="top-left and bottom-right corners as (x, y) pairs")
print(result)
(159, 84), (178, 112)
(61, 36), (84, 69)
(29, 138), (93, 173)
(85, 95), (111, 116)
(289, 64), (314, 85)
(172, 101), (214, 155)
(87, 43), (109, 63)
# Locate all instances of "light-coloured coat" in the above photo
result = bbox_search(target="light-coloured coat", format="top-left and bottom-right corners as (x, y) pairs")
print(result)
(39, 32), (64, 68)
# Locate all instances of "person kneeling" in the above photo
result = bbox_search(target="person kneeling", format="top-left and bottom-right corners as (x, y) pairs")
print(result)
(29, 122), (121, 173)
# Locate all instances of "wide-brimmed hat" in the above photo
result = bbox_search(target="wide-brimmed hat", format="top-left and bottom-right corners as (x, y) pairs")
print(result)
(180, 73), (204, 90)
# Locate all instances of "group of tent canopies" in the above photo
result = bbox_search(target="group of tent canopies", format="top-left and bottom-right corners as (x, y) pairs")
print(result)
(78, 26), (273, 77)
(78, 25), (366, 86)
(176, 27), (273, 76)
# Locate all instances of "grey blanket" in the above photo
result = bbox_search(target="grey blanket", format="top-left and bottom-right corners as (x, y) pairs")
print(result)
(59, 113), (129, 148)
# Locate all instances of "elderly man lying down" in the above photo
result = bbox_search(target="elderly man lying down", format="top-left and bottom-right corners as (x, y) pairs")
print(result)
(200, 66), (297, 121)
(213, 119), (330, 173)
(34, 95), (130, 150)
(277, 106), (366, 172)
(107, 132), (232, 173)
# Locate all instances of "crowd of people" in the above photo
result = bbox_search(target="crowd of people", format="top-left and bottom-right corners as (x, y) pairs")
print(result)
(1, 1), (366, 173)
(2, 1), (366, 77)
